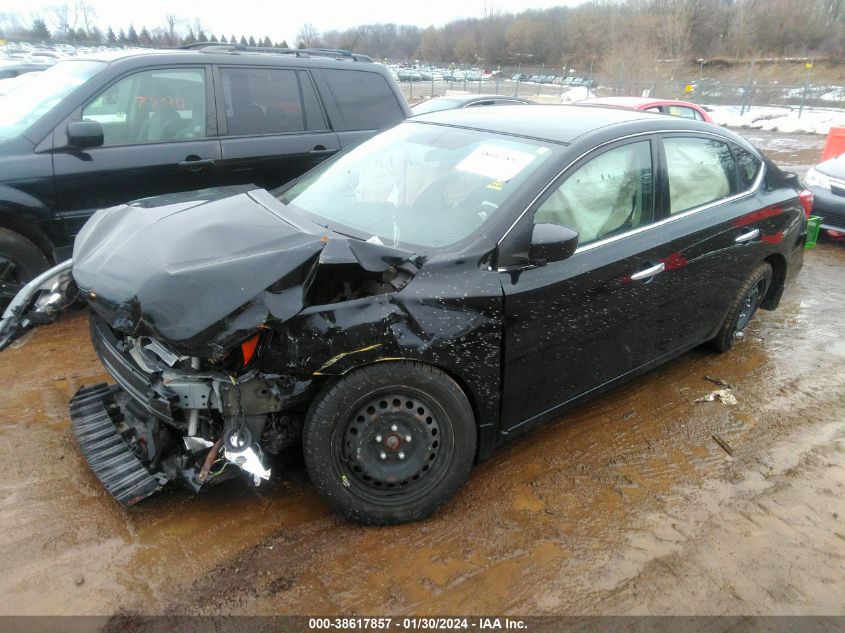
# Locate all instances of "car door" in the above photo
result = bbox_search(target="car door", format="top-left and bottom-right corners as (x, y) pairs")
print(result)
(215, 66), (340, 190)
(499, 137), (673, 433)
(640, 134), (794, 358)
(53, 65), (221, 241)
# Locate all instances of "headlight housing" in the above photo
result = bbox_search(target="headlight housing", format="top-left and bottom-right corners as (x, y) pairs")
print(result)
(805, 168), (831, 190)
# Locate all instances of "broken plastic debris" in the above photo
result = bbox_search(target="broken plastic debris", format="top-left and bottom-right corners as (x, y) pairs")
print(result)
(694, 389), (737, 405)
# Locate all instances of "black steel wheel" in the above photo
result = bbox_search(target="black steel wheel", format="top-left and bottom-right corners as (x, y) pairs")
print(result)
(303, 361), (476, 525)
(709, 261), (772, 353)
(0, 228), (50, 311)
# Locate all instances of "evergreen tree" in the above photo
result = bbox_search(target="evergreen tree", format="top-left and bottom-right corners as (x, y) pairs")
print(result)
(248, 35), (256, 47)
(138, 27), (151, 46)
(197, 28), (207, 42)
(209, 33), (218, 43)
(280, 40), (289, 48)
(239, 35), (248, 46)
(117, 28), (128, 47)
(127, 24), (138, 45)
(106, 26), (117, 45)
(230, 34), (237, 44)
(30, 18), (50, 41)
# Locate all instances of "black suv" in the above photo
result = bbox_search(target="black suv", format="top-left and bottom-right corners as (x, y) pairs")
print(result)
(0, 45), (410, 304)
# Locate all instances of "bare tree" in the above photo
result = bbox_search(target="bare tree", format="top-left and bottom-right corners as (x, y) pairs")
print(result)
(164, 14), (179, 47)
(297, 22), (319, 47)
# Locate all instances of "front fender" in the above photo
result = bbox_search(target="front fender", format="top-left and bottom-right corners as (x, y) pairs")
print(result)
(0, 259), (76, 351)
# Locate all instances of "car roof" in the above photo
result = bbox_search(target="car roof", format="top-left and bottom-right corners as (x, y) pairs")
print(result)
(583, 96), (698, 109)
(426, 94), (527, 104)
(68, 48), (379, 70)
(411, 104), (669, 144)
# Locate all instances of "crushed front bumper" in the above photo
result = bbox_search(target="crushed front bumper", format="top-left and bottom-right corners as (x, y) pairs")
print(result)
(69, 384), (168, 507)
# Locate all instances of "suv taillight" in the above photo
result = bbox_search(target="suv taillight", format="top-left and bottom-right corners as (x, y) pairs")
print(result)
(798, 189), (814, 218)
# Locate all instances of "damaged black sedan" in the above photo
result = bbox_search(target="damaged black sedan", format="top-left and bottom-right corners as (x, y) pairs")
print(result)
(0, 106), (811, 524)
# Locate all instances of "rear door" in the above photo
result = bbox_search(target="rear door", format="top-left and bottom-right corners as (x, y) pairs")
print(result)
(53, 65), (220, 240)
(640, 134), (791, 358)
(311, 68), (407, 149)
(215, 66), (340, 190)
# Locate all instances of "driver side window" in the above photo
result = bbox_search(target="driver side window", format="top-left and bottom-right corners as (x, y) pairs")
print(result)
(534, 141), (654, 246)
(82, 68), (207, 146)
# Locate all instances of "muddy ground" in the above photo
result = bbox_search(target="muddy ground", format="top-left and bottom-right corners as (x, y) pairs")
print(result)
(0, 130), (843, 617)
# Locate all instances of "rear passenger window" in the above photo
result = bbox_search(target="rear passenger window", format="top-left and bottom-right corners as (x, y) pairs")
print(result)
(734, 146), (763, 188)
(664, 137), (738, 214)
(221, 67), (325, 136)
(534, 141), (653, 246)
(320, 69), (404, 131)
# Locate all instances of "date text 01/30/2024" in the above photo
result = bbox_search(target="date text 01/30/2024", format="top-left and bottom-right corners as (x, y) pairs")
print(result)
(307, 618), (528, 630)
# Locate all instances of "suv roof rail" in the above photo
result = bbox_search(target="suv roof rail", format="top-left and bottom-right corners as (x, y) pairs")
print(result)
(178, 42), (374, 62)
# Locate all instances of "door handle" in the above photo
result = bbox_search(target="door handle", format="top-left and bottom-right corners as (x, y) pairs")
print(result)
(735, 228), (760, 243)
(178, 157), (215, 170)
(630, 262), (665, 281)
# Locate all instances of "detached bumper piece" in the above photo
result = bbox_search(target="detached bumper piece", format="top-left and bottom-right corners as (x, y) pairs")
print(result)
(70, 384), (166, 507)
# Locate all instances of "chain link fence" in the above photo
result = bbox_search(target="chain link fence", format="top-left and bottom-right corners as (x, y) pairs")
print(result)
(397, 68), (845, 113)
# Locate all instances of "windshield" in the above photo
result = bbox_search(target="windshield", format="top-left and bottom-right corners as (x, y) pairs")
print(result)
(0, 60), (105, 141)
(411, 99), (463, 115)
(278, 122), (556, 250)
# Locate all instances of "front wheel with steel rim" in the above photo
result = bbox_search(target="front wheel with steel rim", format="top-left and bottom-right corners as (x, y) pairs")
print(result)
(709, 261), (772, 353)
(303, 361), (476, 525)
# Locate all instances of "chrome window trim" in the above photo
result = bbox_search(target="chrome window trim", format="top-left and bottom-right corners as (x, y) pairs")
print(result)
(497, 129), (766, 254)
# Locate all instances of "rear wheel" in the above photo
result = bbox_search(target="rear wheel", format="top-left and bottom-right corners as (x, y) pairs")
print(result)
(0, 228), (50, 311)
(302, 361), (476, 525)
(709, 262), (772, 353)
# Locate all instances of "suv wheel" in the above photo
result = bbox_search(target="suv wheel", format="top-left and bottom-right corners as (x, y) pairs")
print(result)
(0, 228), (50, 310)
(303, 361), (476, 525)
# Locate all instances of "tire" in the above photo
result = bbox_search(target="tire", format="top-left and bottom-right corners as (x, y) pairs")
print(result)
(302, 361), (476, 525)
(0, 228), (51, 310)
(709, 262), (772, 353)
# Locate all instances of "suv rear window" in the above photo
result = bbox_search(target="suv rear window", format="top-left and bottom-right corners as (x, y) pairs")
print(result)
(320, 69), (404, 131)
(220, 67), (327, 136)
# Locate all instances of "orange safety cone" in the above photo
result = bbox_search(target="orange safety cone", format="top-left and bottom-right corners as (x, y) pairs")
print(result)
(821, 127), (845, 161)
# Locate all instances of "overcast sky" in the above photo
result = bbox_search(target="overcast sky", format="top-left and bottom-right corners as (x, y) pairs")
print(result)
(6, 0), (586, 47)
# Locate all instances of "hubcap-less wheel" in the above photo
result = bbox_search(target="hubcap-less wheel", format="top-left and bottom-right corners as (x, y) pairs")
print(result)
(304, 361), (477, 524)
(343, 394), (441, 490)
(735, 277), (768, 332)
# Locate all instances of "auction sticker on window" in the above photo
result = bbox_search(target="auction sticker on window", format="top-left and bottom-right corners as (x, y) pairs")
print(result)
(456, 144), (537, 182)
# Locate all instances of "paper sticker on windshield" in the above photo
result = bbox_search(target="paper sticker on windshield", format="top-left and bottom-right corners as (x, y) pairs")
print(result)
(456, 145), (536, 181)
(486, 180), (503, 191)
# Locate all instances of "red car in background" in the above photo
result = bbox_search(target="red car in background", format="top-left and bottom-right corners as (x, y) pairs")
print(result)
(578, 96), (715, 123)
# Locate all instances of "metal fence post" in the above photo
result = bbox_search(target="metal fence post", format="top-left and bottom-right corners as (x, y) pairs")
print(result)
(516, 63), (520, 97)
(740, 58), (755, 116)
(537, 62), (544, 96)
(798, 59), (814, 119)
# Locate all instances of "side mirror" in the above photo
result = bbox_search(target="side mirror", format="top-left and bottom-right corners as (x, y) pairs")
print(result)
(529, 223), (579, 264)
(67, 121), (104, 148)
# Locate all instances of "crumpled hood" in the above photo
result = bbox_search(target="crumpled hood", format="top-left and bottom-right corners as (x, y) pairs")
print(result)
(73, 187), (421, 356)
